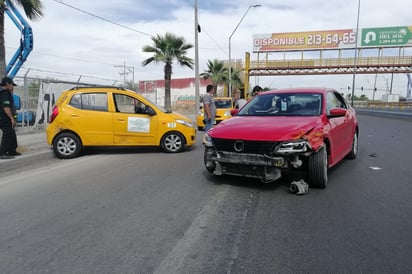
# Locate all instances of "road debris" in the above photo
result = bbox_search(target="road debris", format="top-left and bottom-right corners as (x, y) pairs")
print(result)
(289, 179), (309, 195)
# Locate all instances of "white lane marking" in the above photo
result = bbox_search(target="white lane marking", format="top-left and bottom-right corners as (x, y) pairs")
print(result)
(154, 186), (229, 274)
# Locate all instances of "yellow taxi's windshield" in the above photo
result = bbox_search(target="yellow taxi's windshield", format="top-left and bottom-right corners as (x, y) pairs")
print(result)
(215, 99), (232, 109)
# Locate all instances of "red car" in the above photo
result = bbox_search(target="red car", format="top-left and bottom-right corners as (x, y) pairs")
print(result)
(203, 87), (359, 188)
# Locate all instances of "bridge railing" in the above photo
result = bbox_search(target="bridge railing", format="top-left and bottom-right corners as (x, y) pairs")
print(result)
(251, 56), (412, 68)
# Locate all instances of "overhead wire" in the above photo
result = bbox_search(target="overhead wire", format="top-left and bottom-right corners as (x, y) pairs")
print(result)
(20, 66), (119, 82)
(11, 1), (156, 80)
(53, 0), (152, 37)
(20, 1), (229, 79)
(5, 46), (117, 67)
(185, 0), (228, 57)
(54, 0), (227, 56)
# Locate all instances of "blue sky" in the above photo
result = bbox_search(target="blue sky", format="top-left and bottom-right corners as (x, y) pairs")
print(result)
(4, 0), (412, 97)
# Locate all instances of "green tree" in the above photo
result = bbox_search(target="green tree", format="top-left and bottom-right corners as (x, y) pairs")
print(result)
(229, 66), (243, 93)
(359, 94), (369, 101)
(142, 33), (194, 110)
(200, 59), (243, 96)
(347, 93), (370, 101)
(200, 59), (227, 94)
(123, 80), (137, 92)
(0, 0), (43, 77)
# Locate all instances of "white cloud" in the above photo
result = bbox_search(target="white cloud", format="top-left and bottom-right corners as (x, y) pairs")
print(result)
(4, 0), (412, 96)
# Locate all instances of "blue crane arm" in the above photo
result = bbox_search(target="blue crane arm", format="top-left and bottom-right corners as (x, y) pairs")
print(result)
(4, 0), (33, 78)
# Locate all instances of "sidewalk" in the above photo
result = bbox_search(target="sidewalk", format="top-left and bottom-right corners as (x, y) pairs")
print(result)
(0, 128), (54, 172)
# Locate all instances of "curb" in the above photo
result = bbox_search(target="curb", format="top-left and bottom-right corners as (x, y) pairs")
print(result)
(0, 150), (55, 172)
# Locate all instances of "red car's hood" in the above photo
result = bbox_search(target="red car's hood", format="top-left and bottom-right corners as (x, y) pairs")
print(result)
(208, 116), (322, 141)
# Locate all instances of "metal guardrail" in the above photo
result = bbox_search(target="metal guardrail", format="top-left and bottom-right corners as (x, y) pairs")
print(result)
(353, 101), (412, 110)
(355, 101), (412, 121)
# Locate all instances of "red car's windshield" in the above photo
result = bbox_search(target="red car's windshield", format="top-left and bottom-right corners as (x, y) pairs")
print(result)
(238, 93), (322, 116)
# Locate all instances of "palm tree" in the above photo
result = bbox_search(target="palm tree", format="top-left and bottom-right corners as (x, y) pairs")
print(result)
(142, 33), (194, 110)
(229, 66), (244, 94)
(0, 0), (43, 77)
(200, 59), (227, 95)
(200, 59), (243, 97)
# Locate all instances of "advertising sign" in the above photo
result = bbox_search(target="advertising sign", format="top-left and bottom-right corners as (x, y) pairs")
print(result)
(254, 26), (412, 52)
(361, 26), (412, 47)
(253, 29), (357, 52)
(128, 117), (150, 132)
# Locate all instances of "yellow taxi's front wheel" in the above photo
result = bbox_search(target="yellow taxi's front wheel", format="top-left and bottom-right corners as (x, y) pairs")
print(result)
(53, 132), (82, 159)
(161, 132), (185, 153)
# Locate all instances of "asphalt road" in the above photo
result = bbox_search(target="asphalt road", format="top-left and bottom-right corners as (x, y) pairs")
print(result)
(0, 113), (411, 273)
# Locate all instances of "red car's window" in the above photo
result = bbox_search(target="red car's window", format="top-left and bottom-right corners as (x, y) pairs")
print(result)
(239, 93), (322, 116)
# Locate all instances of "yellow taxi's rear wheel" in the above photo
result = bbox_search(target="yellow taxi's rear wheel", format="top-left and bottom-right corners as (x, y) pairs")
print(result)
(53, 132), (82, 159)
(161, 132), (185, 153)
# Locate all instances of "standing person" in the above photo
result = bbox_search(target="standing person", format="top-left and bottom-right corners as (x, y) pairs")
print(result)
(203, 84), (216, 132)
(233, 90), (247, 109)
(250, 85), (263, 98)
(236, 97), (248, 109)
(0, 77), (20, 159)
(233, 90), (240, 108)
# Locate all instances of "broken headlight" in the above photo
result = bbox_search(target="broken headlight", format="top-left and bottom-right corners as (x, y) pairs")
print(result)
(276, 140), (308, 154)
(202, 133), (214, 147)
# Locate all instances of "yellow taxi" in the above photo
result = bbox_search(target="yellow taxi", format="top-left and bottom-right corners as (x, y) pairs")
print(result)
(46, 86), (196, 159)
(196, 97), (234, 130)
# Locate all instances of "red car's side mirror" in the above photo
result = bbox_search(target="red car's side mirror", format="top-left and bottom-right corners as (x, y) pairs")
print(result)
(328, 108), (347, 118)
(230, 109), (239, 116)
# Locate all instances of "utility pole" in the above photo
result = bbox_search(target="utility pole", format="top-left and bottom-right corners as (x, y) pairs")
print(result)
(115, 61), (135, 87)
(372, 73), (378, 101)
(128, 66), (135, 90)
(194, 0), (200, 121)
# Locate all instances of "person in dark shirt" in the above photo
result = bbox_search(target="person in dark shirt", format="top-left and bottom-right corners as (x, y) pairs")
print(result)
(251, 85), (263, 97)
(0, 77), (20, 159)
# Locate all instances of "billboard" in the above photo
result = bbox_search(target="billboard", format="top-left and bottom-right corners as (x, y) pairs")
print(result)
(253, 29), (356, 52)
(361, 26), (412, 47)
(253, 26), (412, 52)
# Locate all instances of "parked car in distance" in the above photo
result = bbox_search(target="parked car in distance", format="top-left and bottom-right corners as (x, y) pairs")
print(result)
(203, 87), (359, 188)
(46, 86), (196, 159)
(197, 97), (234, 130)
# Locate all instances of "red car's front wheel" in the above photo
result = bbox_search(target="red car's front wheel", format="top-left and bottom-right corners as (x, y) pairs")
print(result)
(308, 146), (328, 188)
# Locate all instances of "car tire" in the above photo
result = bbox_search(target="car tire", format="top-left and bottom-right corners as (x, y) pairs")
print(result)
(346, 131), (358, 159)
(161, 132), (185, 153)
(308, 146), (328, 188)
(53, 132), (82, 159)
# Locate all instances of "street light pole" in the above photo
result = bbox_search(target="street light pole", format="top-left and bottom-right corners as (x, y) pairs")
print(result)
(351, 0), (361, 107)
(228, 4), (261, 97)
